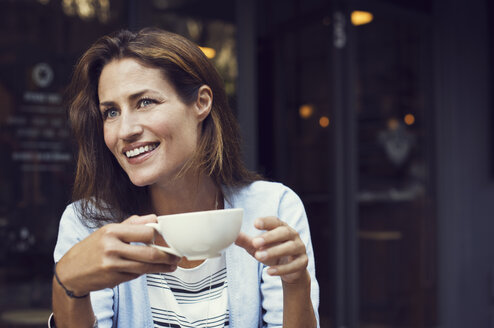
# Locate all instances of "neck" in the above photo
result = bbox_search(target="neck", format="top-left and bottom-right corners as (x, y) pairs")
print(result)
(150, 172), (219, 216)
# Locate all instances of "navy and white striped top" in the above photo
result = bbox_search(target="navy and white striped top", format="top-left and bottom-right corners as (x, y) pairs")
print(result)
(146, 253), (229, 328)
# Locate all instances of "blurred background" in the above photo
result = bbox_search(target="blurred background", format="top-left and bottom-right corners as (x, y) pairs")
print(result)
(0, 0), (493, 327)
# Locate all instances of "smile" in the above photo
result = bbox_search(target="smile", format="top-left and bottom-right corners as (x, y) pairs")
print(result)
(125, 143), (159, 158)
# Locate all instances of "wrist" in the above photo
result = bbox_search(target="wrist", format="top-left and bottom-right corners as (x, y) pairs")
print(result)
(54, 263), (90, 299)
(282, 270), (311, 289)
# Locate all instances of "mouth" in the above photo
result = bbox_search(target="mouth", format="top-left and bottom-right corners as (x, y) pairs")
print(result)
(124, 143), (159, 158)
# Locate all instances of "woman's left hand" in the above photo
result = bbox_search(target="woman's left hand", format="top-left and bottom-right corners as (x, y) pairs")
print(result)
(235, 216), (309, 284)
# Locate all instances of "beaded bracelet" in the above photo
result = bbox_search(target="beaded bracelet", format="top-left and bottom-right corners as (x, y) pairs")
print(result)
(53, 264), (89, 299)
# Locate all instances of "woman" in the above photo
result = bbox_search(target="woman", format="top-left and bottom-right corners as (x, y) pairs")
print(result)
(51, 28), (319, 328)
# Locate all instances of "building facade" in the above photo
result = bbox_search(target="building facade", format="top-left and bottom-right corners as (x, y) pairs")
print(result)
(0, 0), (492, 327)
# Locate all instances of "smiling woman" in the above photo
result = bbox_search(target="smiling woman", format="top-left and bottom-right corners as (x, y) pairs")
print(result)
(66, 29), (253, 224)
(51, 28), (319, 328)
(98, 58), (209, 188)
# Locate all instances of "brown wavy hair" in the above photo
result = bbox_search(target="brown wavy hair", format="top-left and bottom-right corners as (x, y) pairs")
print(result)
(65, 27), (259, 226)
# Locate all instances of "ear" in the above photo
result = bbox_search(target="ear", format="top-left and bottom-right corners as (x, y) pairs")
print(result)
(195, 85), (213, 122)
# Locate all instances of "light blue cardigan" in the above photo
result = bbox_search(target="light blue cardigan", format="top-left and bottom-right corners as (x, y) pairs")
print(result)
(53, 181), (320, 327)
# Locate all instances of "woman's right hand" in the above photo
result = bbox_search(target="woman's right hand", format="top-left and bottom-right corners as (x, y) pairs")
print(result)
(54, 214), (180, 297)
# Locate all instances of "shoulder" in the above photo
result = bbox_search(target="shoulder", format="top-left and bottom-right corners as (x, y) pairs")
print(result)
(61, 198), (117, 230)
(224, 180), (305, 228)
(226, 180), (298, 202)
(60, 201), (90, 229)
(56, 199), (114, 245)
(53, 201), (96, 262)
(59, 201), (98, 229)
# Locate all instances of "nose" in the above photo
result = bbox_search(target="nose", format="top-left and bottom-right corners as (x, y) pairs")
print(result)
(118, 111), (143, 140)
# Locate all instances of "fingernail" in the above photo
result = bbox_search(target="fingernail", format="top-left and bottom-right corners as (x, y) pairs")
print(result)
(255, 219), (264, 229)
(256, 251), (268, 260)
(267, 267), (277, 275)
(253, 237), (265, 247)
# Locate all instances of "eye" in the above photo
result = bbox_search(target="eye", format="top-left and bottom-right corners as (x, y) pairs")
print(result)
(102, 108), (119, 120)
(138, 98), (156, 108)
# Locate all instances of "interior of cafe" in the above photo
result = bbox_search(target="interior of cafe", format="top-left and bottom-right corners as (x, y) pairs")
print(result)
(0, 0), (493, 327)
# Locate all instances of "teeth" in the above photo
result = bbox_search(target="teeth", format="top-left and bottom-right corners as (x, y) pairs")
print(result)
(125, 144), (157, 158)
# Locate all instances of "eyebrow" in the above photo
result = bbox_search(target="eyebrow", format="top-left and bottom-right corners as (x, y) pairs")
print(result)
(99, 89), (161, 108)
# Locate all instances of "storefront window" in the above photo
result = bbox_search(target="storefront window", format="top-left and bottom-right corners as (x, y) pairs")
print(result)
(0, 0), (236, 325)
(0, 1), (128, 325)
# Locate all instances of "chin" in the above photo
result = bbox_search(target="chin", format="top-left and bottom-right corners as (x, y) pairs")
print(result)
(127, 175), (156, 188)
(130, 181), (150, 187)
(125, 166), (184, 188)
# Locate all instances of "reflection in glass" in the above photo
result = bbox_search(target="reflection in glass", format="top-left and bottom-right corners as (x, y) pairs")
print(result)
(0, 0), (127, 325)
(354, 9), (436, 328)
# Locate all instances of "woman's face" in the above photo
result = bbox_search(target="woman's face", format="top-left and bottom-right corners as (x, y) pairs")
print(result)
(98, 58), (209, 187)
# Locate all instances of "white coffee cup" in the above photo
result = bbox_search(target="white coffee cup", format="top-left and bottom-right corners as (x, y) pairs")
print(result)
(146, 208), (243, 260)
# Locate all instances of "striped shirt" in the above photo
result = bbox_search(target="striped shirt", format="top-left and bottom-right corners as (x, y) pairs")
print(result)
(146, 253), (229, 328)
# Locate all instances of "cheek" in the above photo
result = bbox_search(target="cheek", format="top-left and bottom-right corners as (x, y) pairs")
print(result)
(181, 121), (201, 149)
(103, 126), (116, 152)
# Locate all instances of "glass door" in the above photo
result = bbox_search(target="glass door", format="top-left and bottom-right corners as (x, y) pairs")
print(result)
(350, 4), (437, 327)
(0, 1), (129, 326)
(258, 1), (437, 327)
(257, 1), (336, 326)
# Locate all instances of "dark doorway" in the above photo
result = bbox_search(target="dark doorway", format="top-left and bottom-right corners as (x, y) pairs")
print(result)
(257, 1), (437, 327)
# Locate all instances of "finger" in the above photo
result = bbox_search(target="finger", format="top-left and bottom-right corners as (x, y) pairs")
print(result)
(102, 224), (156, 244)
(117, 243), (181, 265)
(112, 258), (178, 276)
(123, 214), (157, 225)
(266, 255), (309, 276)
(253, 225), (297, 248)
(254, 239), (306, 262)
(235, 232), (256, 256)
(95, 245), (179, 275)
(254, 216), (284, 231)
